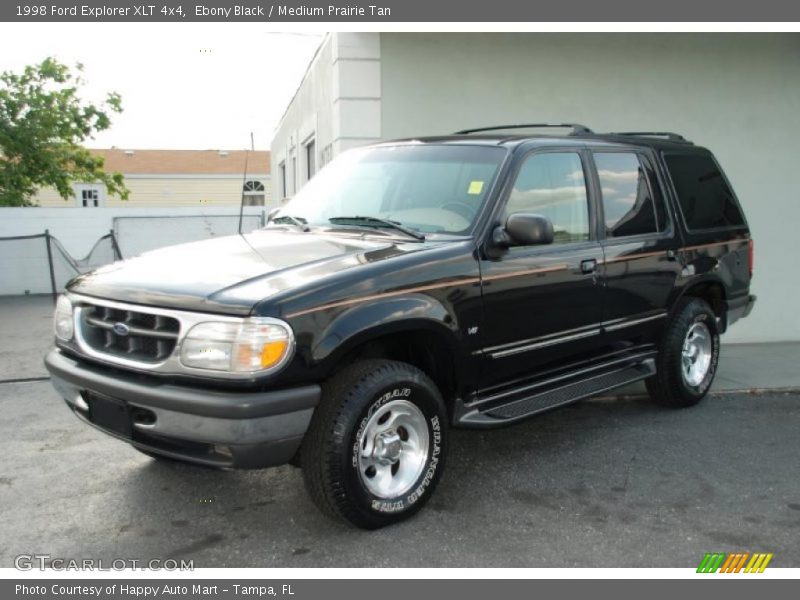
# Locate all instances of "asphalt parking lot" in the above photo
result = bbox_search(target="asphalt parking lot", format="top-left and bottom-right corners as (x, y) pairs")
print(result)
(2, 379), (798, 568)
(1, 296), (799, 568)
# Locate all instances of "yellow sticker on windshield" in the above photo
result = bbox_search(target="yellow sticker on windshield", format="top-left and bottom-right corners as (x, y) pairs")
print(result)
(468, 181), (484, 195)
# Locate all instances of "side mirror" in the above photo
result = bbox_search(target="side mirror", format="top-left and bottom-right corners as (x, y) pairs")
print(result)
(266, 207), (281, 223)
(493, 213), (554, 247)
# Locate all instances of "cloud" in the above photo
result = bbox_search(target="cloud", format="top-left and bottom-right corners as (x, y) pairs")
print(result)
(596, 169), (639, 184)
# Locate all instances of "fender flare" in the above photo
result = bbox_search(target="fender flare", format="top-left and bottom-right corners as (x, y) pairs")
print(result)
(309, 293), (462, 369)
(668, 273), (729, 329)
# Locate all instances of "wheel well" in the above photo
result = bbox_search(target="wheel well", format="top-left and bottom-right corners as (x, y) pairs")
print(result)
(681, 281), (726, 327)
(335, 330), (458, 407)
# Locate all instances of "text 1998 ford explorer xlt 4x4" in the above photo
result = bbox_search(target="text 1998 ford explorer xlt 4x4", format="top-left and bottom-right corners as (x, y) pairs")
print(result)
(45, 124), (755, 529)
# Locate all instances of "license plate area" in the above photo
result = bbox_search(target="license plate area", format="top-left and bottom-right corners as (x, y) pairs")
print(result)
(84, 392), (132, 439)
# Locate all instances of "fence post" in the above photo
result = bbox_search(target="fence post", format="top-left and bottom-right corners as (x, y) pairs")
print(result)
(109, 229), (123, 260)
(44, 229), (58, 304)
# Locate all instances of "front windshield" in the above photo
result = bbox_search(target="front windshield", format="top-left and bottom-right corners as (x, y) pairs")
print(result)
(273, 144), (506, 235)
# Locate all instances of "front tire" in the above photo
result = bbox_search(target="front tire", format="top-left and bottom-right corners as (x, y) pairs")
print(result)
(646, 298), (720, 408)
(300, 359), (447, 529)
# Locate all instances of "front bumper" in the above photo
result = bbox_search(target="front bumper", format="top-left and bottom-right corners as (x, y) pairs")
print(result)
(44, 349), (320, 469)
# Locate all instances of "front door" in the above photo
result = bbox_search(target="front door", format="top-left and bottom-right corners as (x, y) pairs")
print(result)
(477, 149), (606, 392)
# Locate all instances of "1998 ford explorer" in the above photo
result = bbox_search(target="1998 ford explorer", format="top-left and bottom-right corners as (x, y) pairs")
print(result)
(45, 124), (755, 528)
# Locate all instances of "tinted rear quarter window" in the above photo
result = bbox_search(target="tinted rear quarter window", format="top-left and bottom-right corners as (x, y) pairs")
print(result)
(664, 153), (745, 230)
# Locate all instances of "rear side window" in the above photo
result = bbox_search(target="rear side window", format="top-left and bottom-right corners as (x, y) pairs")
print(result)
(664, 153), (745, 230)
(594, 152), (669, 238)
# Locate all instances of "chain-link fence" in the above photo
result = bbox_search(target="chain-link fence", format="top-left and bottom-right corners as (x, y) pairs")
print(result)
(1, 210), (267, 299)
(0, 230), (122, 301)
(113, 213), (263, 256)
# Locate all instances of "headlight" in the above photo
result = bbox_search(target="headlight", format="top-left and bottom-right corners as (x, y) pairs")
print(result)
(180, 318), (294, 374)
(53, 295), (74, 341)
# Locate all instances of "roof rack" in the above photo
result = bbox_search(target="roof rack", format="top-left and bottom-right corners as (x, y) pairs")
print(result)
(608, 131), (691, 143)
(454, 123), (594, 136)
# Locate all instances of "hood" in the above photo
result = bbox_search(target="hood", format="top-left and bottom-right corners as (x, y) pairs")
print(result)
(68, 230), (425, 315)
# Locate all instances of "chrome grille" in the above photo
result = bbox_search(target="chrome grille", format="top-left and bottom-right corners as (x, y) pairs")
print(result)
(80, 304), (180, 363)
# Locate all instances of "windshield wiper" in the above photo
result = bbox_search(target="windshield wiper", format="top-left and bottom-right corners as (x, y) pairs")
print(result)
(328, 216), (425, 241)
(271, 215), (310, 232)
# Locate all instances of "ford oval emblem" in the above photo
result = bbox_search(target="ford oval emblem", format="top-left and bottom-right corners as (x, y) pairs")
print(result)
(112, 322), (130, 336)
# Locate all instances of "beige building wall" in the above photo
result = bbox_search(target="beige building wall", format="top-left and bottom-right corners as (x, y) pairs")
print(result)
(34, 174), (272, 208)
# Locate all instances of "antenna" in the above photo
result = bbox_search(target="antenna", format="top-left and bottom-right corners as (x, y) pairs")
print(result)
(237, 132), (254, 235)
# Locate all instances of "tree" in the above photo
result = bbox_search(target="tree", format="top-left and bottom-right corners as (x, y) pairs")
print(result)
(0, 57), (129, 206)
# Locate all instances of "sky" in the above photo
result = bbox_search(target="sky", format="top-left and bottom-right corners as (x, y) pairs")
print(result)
(0, 24), (323, 151)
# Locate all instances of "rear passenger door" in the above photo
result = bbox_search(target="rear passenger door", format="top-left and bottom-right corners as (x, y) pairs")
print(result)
(590, 149), (682, 346)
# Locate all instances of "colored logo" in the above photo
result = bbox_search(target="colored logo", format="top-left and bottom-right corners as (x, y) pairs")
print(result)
(112, 322), (130, 336)
(697, 552), (773, 573)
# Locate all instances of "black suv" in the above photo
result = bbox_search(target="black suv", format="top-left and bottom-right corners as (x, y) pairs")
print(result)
(45, 124), (755, 529)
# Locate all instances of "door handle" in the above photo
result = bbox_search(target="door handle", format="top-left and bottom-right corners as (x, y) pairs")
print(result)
(580, 258), (597, 274)
(666, 249), (678, 261)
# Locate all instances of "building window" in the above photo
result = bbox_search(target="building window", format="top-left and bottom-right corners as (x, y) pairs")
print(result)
(319, 144), (333, 168)
(82, 189), (99, 207)
(291, 155), (297, 195)
(306, 139), (316, 180)
(243, 180), (266, 206)
(243, 180), (265, 193)
(75, 184), (105, 207)
(279, 162), (287, 199)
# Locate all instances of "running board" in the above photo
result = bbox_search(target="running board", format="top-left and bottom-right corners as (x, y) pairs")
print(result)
(455, 359), (656, 428)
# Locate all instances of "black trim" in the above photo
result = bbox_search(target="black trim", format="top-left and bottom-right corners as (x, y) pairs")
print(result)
(44, 349), (320, 419)
(727, 294), (757, 327)
(479, 311), (667, 358)
(608, 132), (690, 143)
(69, 405), (303, 469)
(455, 123), (593, 136)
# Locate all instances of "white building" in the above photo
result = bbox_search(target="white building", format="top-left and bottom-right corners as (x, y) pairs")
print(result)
(271, 33), (800, 344)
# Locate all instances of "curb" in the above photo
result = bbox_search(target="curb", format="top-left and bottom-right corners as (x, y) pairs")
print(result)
(0, 376), (50, 384)
(593, 386), (800, 402)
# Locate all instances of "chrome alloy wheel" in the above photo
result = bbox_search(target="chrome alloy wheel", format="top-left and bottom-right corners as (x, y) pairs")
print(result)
(681, 321), (713, 387)
(357, 399), (429, 499)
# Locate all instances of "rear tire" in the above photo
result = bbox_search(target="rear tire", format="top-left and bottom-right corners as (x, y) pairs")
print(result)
(301, 359), (447, 529)
(646, 297), (720, 408)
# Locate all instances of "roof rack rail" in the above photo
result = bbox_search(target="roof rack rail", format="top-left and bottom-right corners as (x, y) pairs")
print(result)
(454, 123), (594, 136)
(609, 131), (691, 143)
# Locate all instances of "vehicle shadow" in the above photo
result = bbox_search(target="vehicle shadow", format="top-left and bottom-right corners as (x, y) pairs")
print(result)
(108, 395), (725, 566)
